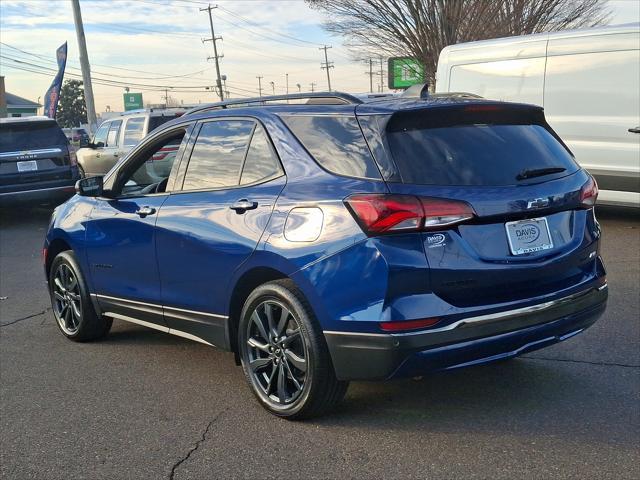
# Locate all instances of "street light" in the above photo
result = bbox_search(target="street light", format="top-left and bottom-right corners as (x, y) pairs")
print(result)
(221, 74), (229, 99)
(269, 81), (275, 95)
(296, 83), (301, 93)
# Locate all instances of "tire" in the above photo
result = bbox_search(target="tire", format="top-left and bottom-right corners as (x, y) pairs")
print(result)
(48, 250), (112, 342)
(238, 279), (348, 420)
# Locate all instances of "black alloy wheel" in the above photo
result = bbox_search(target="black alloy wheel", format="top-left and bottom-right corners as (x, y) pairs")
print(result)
(239, 280), (348, 419)
(48, 250), (112, 341)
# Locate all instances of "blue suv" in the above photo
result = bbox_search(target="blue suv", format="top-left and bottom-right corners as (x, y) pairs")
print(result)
(44, 91), (608, 419)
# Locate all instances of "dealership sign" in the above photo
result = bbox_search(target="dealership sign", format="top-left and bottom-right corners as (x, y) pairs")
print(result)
(123, 93), (143, 111)
(387, 57), (425, 89)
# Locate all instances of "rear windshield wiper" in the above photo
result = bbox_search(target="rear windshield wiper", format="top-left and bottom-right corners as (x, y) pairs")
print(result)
(516, 167), (566, 181)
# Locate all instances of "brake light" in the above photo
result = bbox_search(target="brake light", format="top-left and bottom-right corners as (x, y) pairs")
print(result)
(344, 194), (475, 235)
(380, 317), (440, 332)
(68, 147), (78, 166)
(580, 176), (598, 208)
(419, 197), (476, 229)
(463, 104), (504, 112)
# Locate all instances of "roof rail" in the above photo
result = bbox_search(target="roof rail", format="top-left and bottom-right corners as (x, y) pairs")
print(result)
(184, 91), (363, 116)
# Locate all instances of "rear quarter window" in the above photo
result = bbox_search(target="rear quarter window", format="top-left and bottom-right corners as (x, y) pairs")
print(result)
(282, 115), (381, 179)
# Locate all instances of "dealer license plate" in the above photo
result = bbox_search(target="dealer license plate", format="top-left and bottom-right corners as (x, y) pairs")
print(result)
(505, 217), (553, 255)
(17, 160), (38, 172)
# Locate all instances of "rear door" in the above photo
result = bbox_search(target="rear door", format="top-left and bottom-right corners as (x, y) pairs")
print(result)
(98, 119), (123, 173)
(156, 118), (285, 347)
(378, 104), (597, 307)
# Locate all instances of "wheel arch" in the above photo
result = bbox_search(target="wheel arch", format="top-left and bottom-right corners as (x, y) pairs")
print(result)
(45, 237), (73, 279)
(227, 266), (289, 360)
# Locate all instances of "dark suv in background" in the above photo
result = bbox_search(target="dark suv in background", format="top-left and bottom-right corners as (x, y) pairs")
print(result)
(0, 116), (79, 206)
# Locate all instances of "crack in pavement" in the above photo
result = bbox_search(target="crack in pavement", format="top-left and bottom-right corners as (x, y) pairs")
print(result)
(169, 409), (227, 480)
(0, 308), (51, 327)
(524, 355), (639, 368)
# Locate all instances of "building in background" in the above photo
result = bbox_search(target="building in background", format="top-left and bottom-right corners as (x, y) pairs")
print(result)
(5, 92), (40, 118)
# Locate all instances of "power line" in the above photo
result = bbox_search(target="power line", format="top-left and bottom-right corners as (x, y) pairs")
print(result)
(0, 42), (212, 80)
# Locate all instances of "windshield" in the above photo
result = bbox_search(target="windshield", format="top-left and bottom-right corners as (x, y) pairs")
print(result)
(0, 122), (68, 152)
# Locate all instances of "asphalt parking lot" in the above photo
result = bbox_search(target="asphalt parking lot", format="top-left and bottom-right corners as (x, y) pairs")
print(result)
(0, 205), (638, 480)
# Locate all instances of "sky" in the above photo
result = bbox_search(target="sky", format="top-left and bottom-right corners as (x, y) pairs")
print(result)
(1, 0), (639, 113)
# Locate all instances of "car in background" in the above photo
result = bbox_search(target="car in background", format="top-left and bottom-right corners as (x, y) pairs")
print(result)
(62, 127), (90, 148)
(45, 92), (607, 419)
(76, 108), (186, 177)
(0, 116), (79, 206)
(436, 24), (640, 207)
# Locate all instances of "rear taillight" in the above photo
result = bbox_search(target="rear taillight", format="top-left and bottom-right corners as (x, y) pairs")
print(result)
(68, 147), (78, 166)
(580, 176), (598, 208)
(344, 194), (475, 235)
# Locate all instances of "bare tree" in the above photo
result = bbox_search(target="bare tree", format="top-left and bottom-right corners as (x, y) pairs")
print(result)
(307, 0), (610, 85)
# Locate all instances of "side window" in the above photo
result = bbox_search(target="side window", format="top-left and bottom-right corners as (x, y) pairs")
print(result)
(117, 126), (189, 197)
(282, 115), (381, 179)
(106, 120), (122, 147)
(123, 117), (145, 146)
(92, 122), (109, 147)
(182, 120), (254, 190)
(240, 124), (283, 185)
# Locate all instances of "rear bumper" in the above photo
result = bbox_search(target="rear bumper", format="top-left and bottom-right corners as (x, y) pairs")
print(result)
(324, 284), (608, 380)
(0, 181), (77, 206)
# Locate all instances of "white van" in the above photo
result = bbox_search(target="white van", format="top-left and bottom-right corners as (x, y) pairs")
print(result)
(436, 25), (640, 207)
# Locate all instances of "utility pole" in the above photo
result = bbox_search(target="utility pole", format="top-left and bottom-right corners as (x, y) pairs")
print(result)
(256, 75), (263, 97)
(364, 58), (374, 93)
(285, 73), (289, 95)
(379, 56), (385, 92)
(201, 4), (224, 101)
(310, 82), (316, 92)
(70, 0), (97, 130)
(319, 45), (333, 91)
(163, 88), (168, 108)
(269, 81), (275, 95)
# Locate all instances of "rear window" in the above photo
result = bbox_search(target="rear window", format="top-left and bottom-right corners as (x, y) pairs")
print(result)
(282, 115), (381, 179)
(0, 122), (68, 152)
(387, 120), (579, 186)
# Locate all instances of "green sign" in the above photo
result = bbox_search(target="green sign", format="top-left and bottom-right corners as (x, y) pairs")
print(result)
(388, 57), (425, 89)
(123, 92), (143, 111)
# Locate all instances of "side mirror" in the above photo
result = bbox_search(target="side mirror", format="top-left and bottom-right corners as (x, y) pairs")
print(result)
(75, 176), (104, 197)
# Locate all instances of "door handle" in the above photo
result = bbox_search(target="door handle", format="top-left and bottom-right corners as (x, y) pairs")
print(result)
(628, 127), (640, 134)
(229, 199), (258, 212)
(113, 152), (119, 158)
(135, 206), (156, 218)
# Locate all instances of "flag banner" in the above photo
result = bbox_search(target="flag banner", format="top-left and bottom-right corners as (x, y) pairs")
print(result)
(43, 42), (68, 119)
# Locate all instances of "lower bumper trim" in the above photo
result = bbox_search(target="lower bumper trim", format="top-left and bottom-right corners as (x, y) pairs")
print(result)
(324, 285), (608, 381)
